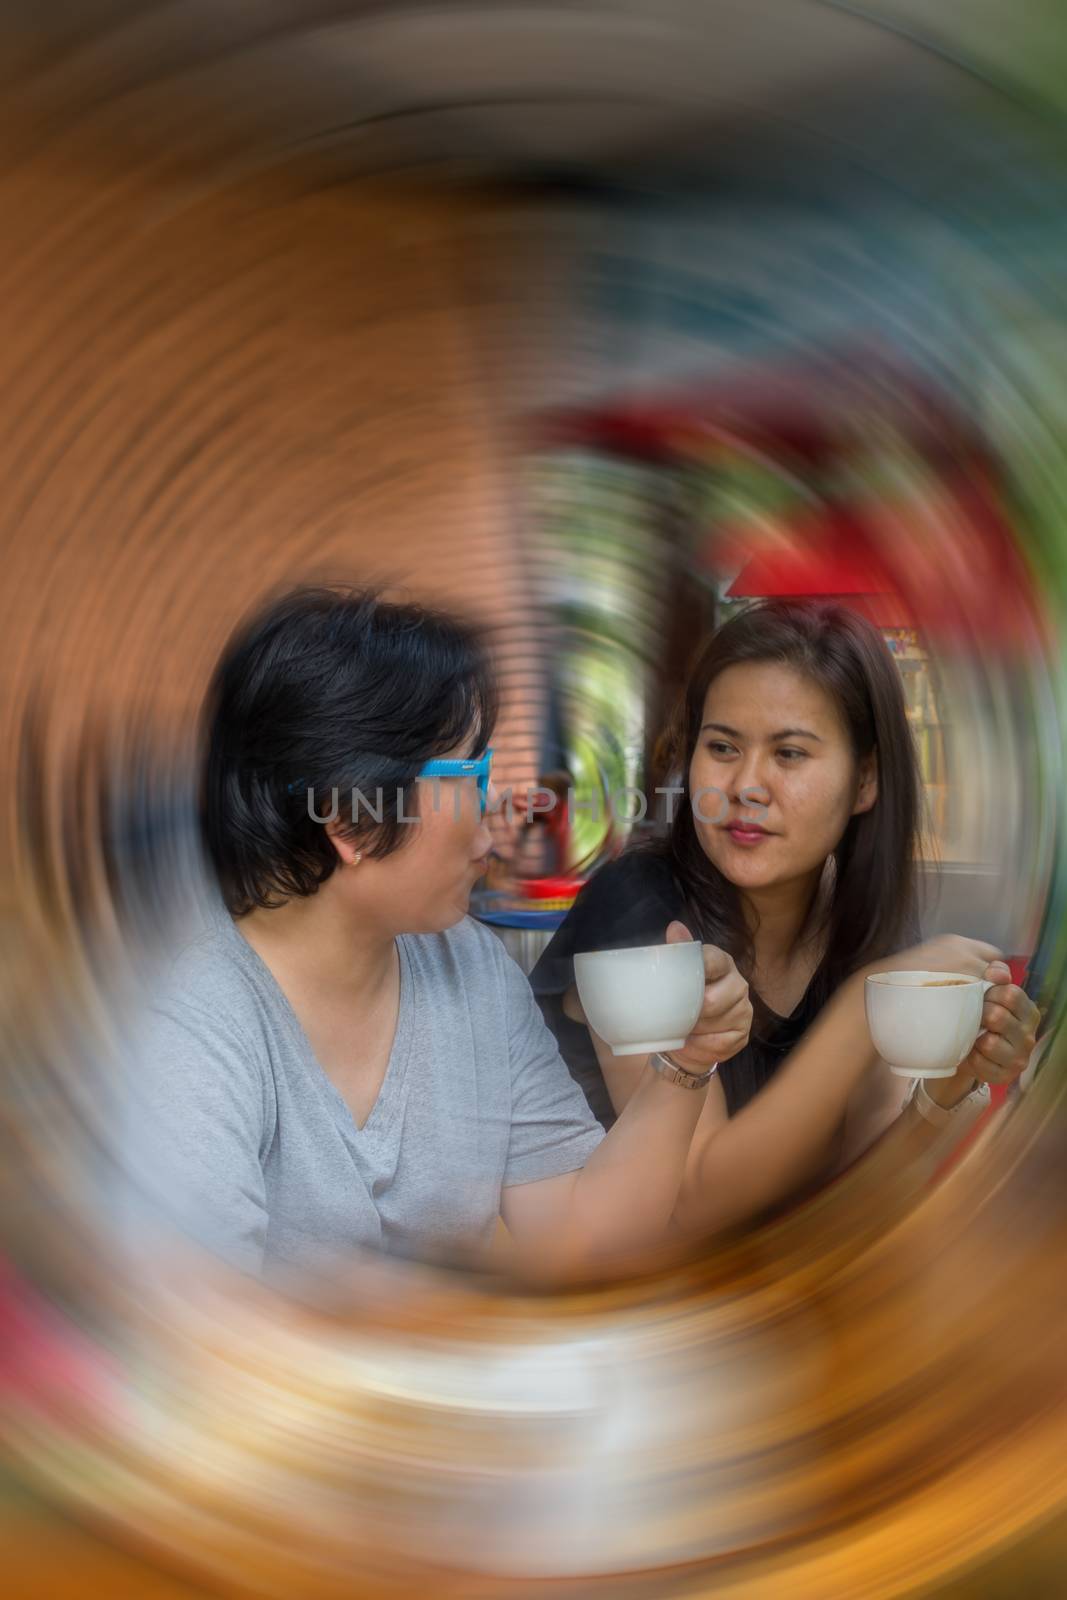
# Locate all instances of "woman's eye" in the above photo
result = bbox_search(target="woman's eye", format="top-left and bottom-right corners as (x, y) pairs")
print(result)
(706, 741), (736, 758)
(777, 747), (808, 763)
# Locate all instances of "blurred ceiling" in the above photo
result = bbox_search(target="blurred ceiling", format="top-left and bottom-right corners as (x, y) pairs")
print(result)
(0, 0), (1049, 189)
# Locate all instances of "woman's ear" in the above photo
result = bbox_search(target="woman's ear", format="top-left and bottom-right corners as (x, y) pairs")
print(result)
(853, 751), (879, 816)
(325, 818), (362, 866)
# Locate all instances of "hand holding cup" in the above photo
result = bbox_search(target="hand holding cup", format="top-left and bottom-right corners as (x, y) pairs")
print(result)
(956, 959), (1039, 1088)
(864, 936), (1038, 1084)
(573, 922), (752, 1061)
(661, 921), (752, 1075)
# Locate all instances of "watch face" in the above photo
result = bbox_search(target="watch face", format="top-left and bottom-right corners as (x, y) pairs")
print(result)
(915, 1078), (989, 1125)
(655, 1054), (711, 1089)
(647, 1052), (717, 1093)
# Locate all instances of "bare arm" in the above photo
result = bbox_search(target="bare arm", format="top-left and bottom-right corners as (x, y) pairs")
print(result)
(563, 980), (647, 1118)
(675, 939), (1021, 1237)
(502, 929), (746, 1281)
(834, 1053), (992, 1173)
(500, 1061), (708, 1280)
(836, 1053), (913, 1170)
(573, 973), (969, 1216)
(564, 979), (732, 1141)
(565, 941), (1036, 1247)
(834, 958), (1041, 1174)
(673, 970), (873, 1235)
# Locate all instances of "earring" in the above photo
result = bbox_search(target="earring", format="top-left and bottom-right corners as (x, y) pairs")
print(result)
(351, 852), (362, 866)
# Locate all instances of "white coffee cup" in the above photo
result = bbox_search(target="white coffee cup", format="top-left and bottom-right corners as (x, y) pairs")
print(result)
(574, 940), (705, 1057)
(864, 970), (993, 1078)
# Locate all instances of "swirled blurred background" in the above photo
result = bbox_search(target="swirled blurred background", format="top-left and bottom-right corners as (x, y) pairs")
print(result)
(3, 2), (1067, 1595)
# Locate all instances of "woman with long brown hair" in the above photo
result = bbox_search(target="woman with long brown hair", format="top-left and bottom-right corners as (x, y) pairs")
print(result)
(532, 600), (1038, 1234)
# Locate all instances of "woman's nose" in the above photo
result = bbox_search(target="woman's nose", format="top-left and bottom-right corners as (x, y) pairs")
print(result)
(728, 753), (771, 807)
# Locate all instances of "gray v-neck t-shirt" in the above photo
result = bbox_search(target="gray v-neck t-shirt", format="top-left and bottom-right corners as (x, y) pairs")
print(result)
(125, 905), (604, 1277)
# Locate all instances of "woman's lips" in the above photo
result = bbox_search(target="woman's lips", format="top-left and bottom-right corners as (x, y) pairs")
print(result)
(726, 824), (771, 846)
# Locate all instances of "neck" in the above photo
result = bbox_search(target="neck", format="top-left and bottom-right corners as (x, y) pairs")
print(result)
(741, 867), (826, 972)
(235, 879), (395, 1002)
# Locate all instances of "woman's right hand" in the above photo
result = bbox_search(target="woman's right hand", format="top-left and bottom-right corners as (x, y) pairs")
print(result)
(865, 933), (1002, 983)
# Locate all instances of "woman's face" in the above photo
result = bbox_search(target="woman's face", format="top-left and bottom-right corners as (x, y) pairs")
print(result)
(688, 662), (877, 896)
(341, 744), (496, 935)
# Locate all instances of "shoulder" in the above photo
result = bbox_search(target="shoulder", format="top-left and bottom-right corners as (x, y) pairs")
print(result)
(161, 922), (259, 1014)
(145, 918), (272, 1073)
(401, 915), (513, 998)
(561, 848), (684, 945)
(127, 943), (275, 1156)
(529, 848), (685, 996)
(405, 914), (507, 971)
(580, 847), (680, 905)
(402, 919), (535, 1040)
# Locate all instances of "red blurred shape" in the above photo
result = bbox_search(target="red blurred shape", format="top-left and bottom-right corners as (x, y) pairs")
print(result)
(721, 504), (909, 627)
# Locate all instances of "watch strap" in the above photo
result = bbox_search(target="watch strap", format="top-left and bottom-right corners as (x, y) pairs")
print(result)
(649, 1051), (718, 1091)
(907, 1076), (991, 1127)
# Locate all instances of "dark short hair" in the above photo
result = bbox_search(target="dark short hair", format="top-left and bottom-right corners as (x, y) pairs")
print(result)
(202, 586), (498, 914)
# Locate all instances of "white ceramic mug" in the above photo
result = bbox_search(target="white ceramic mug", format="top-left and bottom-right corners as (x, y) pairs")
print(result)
(573, 940), (705, 1057)
(864, 970), (993, 1078)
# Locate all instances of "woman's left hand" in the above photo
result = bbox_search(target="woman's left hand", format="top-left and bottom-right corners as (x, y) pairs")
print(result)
(936, 960), (1040, 1100)
(964, 960), (1040, 1083)
(665, 921), (753, 1074)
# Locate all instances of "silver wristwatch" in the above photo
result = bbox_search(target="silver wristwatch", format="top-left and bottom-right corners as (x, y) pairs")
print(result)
(907, 1076), (991, 1127)
(649, 1051), (718, 1091)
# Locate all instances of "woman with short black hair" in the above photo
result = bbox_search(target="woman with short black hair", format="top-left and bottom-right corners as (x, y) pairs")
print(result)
(203, 585), (500, 914)
(133, 585), (750, 1283)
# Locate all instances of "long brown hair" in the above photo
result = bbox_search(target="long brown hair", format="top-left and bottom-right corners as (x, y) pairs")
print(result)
(654, 600), (922, 1015)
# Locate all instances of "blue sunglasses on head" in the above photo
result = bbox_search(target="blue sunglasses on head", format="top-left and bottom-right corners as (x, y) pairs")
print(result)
(289, 748), (493, 808)
(416, 748), (494, 810)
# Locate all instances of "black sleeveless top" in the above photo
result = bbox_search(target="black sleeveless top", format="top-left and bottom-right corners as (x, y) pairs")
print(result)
(530, 849), (823, 1130)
